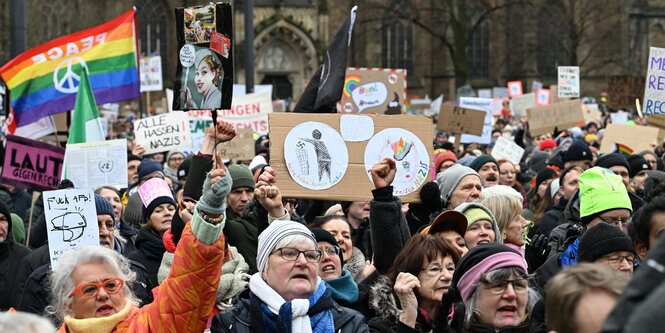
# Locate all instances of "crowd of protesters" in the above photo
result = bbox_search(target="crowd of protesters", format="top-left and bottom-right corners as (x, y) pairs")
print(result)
(2, 102), (665, 333)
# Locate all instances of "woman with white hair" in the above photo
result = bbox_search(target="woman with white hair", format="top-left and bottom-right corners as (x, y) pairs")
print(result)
(47, 153), (232, 332)
(211, 220), (368, 332)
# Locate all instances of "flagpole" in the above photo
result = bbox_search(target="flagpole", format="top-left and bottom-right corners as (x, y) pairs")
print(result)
(53, 130), (61, 147)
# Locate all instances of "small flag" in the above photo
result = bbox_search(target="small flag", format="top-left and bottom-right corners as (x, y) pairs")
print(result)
(67, 69), (104, 144)
(611, 143), (633, 156)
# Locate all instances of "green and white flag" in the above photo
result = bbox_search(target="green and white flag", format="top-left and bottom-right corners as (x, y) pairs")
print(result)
(68, 68), (105, 144)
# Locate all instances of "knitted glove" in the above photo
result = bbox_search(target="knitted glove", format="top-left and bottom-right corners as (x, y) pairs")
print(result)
(197, 171), (232, 215)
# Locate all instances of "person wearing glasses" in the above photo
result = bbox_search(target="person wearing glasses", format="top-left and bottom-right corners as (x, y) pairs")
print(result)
(578, 223), (637, 274)
(211, 220), (368, 332)
(163, 151), (186, 190)
(311, 228), (359, 307)
(437, 243), (539, 332)
(46, 150), (232, 332)
(359, 233), (459, 332)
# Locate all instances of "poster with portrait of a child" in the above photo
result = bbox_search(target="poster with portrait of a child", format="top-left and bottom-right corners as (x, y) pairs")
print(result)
(173, 2), (233, 111)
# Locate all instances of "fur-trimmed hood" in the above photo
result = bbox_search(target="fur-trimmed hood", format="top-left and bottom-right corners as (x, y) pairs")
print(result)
(344, 246), (366, 284)
(368, 275), (401, 323)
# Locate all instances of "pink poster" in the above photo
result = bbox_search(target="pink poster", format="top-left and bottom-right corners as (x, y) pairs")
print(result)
(138, 178), (174, 207)
(1, 134), (65, 191)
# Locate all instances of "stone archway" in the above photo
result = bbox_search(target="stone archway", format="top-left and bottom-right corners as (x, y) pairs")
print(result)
(254, 19), (318, 100)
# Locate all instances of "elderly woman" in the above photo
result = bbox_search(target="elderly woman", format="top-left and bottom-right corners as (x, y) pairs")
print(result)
(311, 228), (359, 307)
(362, 233), (460, 332)
(481, 186), (529, 257)
(437, 243), (540, 332)
(311, 215), (366, 283)
(211, 220), (368, 332)
(47, 154), (232, 332)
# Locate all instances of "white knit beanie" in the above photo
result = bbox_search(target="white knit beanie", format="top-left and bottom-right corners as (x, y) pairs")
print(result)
(256, 220), (317, 273)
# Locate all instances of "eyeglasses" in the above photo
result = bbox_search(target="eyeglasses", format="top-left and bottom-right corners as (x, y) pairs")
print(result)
(98, 220), (115, 231)
(420, 265), (454, 277)
(272, 247), (322, 263)
(598, 216), (631, 226)
(601, 254), (637, 266)
(481, 278), (528, 295)
(320, 245), (340, 258)
(70, 278), (124, 298)
(169, 156), (185, 162)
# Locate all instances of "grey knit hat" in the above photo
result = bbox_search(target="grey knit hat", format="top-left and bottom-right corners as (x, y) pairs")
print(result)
(123, 192), (144, 227)
(256, 220), (316, 273)
(436, 164), (481, 207)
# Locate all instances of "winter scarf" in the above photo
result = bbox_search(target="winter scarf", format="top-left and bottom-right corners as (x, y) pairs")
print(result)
(62, 299), (132, 333)
(249, 274), (335, 333)
(324, 269), (359, 305)
(135, 227), (166, 260)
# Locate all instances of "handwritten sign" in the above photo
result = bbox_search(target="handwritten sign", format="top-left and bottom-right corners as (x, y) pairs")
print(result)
(338, 68), (407, 114)
(216, 128), (255, 161)
(44, 188), (99, 269)
(644, 47), (665, 114)
(507, 81), (523, 97)
(437, 104), (485, 136)
(134, 112), (192, 155)
(1, 134), (65, 191)
(459, 97), (494, 144)
(599, 124), (660, 154)
(64, 139), (128, 189)
(491, 137), (525, 164)
(558, 66), (580, 98)
(218, 89), (273, 134)
(606, 75), (644, 110)
(526, 99), (585, 136)
(138, 178), (174, 207)
(536, 89), (551, 106)
(511, 93), (536, 118)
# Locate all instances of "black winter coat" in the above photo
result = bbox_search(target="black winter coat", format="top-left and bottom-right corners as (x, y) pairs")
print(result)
(0, 231), (31, 310)
(538, 198), (568, 238)
(210, 289), (369, 333)
(127, 227), (167, 286)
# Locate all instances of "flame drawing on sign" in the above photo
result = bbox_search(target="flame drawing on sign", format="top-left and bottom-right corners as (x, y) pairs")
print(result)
(50, 212), (87, 242)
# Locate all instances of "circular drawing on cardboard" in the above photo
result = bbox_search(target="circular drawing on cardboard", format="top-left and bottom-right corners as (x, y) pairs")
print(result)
(364, 128), (430, 196)
(284, 122), (349, 190)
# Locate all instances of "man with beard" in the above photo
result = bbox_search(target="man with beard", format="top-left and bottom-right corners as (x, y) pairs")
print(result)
(469, 155), (500, 187)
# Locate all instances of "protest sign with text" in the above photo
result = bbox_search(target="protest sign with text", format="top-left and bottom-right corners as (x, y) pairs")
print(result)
(526, 99), (585, 136)
(63, 139), (128, 189)
(338, 68), (407, 114)
(511, 93), (536, 118)
(44, 188), (99, 269)
(1, 134), (65, 191)
(558, 66), (580, 98)
(216, 128), (255, 161)
(491, 137), (525, 164)
(599, 124), (660, 154)
(134, 112), (192, 155)
(644, 47), (665, 114)
(217, 89), (273, 135)
(139, 56), (163, 92)
(437, 104), (485, 136)
(459, 97), (494, 144)
(138, 178), (174, 207)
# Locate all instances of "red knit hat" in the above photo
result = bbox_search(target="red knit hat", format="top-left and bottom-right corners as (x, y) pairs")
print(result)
(540, 139), (557, 151)
(435, 150), (458, 173)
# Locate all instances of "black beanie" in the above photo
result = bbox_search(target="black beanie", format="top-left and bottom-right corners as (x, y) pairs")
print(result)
(535, 167), (558, 189)
(311, 228), (344, 264)
(142, 196), (177, 223)
(595, 153), (630, 173)
(563, 140), (592, 163)
(468, 155), (499, 172)
(177, 159), (191, 180)
(128, 154), (142, 163)
(628, 155), (651, 178)
(578, 223), (635, 263)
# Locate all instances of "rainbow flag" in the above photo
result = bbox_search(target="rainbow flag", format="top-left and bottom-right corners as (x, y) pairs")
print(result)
(611, 143), (633, 156)
(0, 9), (140, 126)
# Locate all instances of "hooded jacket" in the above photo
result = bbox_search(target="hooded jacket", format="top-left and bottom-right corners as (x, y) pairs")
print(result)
(0, 205), (31, 310)
(366, 275), (434, 332)
(538, 197), (569, 237)
(454, 202), (501, 244)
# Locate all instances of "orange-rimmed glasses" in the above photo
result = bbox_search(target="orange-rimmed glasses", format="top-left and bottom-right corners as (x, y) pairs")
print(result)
(69, 278), (124, 298)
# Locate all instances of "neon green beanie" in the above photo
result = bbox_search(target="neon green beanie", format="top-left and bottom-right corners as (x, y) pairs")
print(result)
(579, 167), (632, 218)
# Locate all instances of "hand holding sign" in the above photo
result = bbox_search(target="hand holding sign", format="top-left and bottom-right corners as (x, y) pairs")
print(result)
(207, 118), (237, 142)
(370, 157), (397, 189)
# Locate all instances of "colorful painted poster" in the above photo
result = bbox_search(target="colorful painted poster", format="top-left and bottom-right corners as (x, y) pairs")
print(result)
(364, 128), (429, 196)
(338, 68), (406, 114)
(44, 188), (99, 269)
(139, 55), (163, 92)
(133, 112), (192, 155)
(173, 3), (233, 110)
(1, 134), (65, 191)
(558, 66), (580, 98)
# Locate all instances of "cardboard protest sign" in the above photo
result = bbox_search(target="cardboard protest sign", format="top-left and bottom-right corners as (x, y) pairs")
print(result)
(644, 47), (665, 114)
(134, 112), (192, 155)
(491, 137), (525, 164)
(582, 104), (602, 123)
(138, 178), (174, 207)
(647, 113), (665, 144)
(186, 111), (214, 154)
(1, 134), (65, 191)
(64, 139), (128, 189)
(44, 188), (99, 269)
(338, 68), (406, 114)
(558, 66), (580, 98)
(507, 81), (523, 97)
(173, 3), (233, 110)
(536, 89), (550, 106)
(139, 55), (163, 92)
(459, 97), (494, 144)
(270, 113), (432, 202)
(606, 75), (644, 110)
(599, 124), (660, 154)
(526, 99), (585, 136)
(437, 105), (485, 136)
(511, 93), (536, 118)
(216, 128), (255, 161)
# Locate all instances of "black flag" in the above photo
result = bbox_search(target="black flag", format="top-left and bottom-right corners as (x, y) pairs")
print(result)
(294, 6), (357, 113)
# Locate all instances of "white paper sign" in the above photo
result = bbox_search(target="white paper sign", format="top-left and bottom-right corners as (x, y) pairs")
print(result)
(139, 56), (164, 92)
(64, 139), (128, 189)
(531, 81), (543, 92)
(14, 116), (56, 139)
(134, 112), (192, 155)
(610, 112), (628, 125)
(459, 97), (493, 144)
(644, 47), (665, 114)
(340, 115), (374, 141)
(478, 89), (492, 98)
(424, 94), (443, 116)
(491, 137), (525, 164)
(493, 87), (510, 98)
(511, 93), (537, 118)
(558, 66), (580, 98)
(44, 188), (99, 269)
